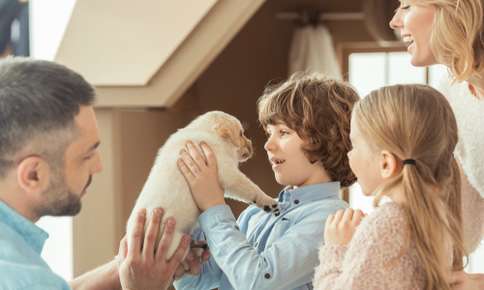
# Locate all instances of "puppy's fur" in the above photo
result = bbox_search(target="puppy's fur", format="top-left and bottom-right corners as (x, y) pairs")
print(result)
(127, 111), (278, 259)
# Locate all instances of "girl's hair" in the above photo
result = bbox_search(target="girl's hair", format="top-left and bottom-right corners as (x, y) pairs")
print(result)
(354, 84), (466, 290)
(257, 72), (359, 187)
(410, 0), (484, 81)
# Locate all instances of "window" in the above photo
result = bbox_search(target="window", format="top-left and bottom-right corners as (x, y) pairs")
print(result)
(346, 48), (484, 273)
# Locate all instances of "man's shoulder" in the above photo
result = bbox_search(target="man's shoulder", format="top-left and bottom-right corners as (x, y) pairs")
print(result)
(0, 260), (70, 290)
(0, 229), (70, 290)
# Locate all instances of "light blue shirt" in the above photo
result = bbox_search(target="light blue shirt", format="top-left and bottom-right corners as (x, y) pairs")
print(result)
(174, 182), (347, 290)
(0, 201), (71, 290)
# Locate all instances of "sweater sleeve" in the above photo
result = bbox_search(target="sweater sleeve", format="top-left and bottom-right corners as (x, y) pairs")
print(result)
(313, 204), (412, 290)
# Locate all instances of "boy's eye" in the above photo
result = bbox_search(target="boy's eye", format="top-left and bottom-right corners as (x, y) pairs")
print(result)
(279, 130), (289, 136)
(395, 3), (410, 13)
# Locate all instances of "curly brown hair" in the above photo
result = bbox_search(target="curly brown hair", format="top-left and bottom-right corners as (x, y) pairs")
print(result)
(257, 72), (359, 187)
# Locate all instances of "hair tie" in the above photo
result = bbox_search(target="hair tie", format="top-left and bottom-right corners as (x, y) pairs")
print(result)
(403, 159), (416, 166)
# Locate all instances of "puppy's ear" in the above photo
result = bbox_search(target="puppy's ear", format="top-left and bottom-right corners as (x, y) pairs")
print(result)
(214, 123), (232, 141)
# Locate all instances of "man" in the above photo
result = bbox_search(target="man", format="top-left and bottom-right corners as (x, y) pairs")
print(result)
(0, 57), (190, 290)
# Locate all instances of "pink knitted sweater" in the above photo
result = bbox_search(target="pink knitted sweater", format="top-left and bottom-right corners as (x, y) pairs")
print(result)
(313, 202), (427, 290)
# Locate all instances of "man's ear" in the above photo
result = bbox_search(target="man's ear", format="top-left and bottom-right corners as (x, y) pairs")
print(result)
(379, 150), (401, 179)
(16, 156), (51, 196)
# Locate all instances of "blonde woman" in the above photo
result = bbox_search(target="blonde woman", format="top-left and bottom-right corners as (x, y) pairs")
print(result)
(313, 84), (466, 290)
(390, 1), (484, 289)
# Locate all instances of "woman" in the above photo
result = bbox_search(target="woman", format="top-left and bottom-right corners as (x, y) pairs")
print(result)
(390, 1), (484, 289)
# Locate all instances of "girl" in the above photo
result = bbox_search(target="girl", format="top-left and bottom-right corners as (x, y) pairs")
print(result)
(314, 84), (466, 290)
(175, 73), (358, 290)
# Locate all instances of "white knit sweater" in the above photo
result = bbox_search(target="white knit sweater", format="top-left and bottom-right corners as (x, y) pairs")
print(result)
(437, 77), (484, 251)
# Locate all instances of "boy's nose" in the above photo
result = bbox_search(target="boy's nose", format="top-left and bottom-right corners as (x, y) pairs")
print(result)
(389, 11), (402, 30)
(264, 137), (275, 151)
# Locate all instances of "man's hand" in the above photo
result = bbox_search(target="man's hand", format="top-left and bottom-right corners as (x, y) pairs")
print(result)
(177, 141), (225, 211)
(117, 208), (190, 290)
(449, 271), (484, 290)
(174, 241), (211, 280)
(324, 208), (365, 246)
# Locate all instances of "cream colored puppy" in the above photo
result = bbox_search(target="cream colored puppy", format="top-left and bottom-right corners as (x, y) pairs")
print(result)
(127, 111), (278, 259)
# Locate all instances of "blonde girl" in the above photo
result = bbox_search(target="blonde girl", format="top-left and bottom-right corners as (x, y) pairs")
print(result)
(313, 84), (466, 290)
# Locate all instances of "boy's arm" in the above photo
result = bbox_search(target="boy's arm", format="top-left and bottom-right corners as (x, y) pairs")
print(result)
(173, 255), (222, 290)
(173, 228), (222, 290)
(198, 202), (341, 290)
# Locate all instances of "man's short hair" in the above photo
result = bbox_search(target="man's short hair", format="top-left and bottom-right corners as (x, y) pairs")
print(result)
(0, 57), (95, 177)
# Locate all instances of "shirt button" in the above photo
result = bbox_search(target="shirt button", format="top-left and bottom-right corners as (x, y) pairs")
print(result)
(264, 273), (271, 279)
(294, 199), (300, 204)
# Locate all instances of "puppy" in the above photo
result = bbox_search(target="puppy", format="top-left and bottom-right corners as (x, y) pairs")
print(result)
(126, 111), (278, 259)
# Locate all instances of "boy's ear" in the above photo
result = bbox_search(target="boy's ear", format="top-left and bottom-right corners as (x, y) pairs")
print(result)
(16, 156), (51, 197)
(379, 150), (401, 179)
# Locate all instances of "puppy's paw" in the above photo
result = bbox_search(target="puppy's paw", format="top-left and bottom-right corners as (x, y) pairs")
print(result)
(253, 195), (279, 215)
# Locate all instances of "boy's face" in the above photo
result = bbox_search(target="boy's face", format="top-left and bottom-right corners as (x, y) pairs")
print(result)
(347, 116), (384, 196)
(264, 122), (328, 187)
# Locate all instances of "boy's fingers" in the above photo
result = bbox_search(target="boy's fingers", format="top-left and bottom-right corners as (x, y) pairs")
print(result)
(200, 142), (217, 167)
(168, 235), (191, 269)
(177, 159), (195, 182)
(186, 142), (207, 166)
(180, 150), (200, 175)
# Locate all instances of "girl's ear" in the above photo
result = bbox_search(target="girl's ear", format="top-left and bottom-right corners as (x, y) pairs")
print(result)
(379, 150), (401, 179)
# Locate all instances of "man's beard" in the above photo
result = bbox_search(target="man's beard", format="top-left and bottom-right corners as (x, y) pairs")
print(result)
(39, 170), (92, 217)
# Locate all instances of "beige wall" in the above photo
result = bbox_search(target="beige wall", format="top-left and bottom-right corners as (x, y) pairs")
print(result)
(74, 0), (377, 276)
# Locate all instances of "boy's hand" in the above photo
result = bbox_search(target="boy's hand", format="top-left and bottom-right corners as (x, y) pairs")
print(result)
(324, 208), (365, 246)
(174, 241), (211, 279)
(178, 141), (225, 211)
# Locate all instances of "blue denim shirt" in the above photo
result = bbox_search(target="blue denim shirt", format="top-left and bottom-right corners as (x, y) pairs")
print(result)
(0, 201), (71, 290)
(174, 182), (347, 290)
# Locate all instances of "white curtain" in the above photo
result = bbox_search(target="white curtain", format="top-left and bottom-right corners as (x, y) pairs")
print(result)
(288, 25), (342, 79)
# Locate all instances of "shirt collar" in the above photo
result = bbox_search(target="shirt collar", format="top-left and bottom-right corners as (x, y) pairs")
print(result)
(277, 181), (341, 204)
(0, 201), (49, 254)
